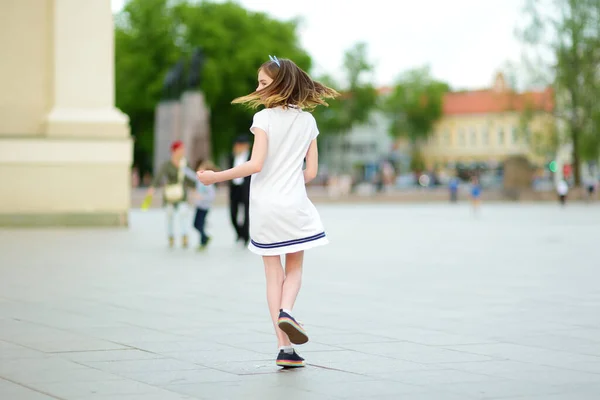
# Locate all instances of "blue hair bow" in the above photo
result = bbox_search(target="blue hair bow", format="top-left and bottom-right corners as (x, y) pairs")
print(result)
(269, 55), (280, 67)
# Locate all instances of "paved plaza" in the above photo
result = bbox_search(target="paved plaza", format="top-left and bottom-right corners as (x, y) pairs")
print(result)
(1, 203), (600, 399)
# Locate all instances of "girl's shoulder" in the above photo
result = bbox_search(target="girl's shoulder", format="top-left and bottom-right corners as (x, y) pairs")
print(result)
(303, 110), (316, 122)
(253, 108), (271, 118)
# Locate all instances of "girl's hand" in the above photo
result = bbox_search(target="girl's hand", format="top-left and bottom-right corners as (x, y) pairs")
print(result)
(197, 170), (217, 185)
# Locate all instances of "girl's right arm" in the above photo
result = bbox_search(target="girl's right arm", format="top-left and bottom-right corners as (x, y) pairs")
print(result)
(200, 129), (267, 185)
(304, 139), (319, 184)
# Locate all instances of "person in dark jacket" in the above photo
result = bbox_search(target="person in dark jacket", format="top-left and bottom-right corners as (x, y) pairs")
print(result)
(229, 135), (251, 245)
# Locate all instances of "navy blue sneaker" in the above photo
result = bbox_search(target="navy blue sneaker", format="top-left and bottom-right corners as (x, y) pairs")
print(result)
(277, 309), (308, 345)
(276, 349), (305, 368)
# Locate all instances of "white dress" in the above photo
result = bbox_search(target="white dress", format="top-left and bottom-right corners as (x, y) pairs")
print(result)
(247, 106), (329, 256)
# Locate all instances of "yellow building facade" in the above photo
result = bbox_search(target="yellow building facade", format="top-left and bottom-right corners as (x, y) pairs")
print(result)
(420, 74), (555, 169)
(0, 0), (132, 226)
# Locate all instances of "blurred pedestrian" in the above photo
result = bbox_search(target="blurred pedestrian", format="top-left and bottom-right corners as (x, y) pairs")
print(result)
(470, 175), (482, 214)
(557, 178), (568, 206)
(146, 140), (195, 248)
(229, 135), (251, 246)
(185, 159), (217, 251)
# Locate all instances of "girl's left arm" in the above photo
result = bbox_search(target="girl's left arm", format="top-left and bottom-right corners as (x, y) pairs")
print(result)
(304, 139), (319, 184)
(210, 129), (267, 183)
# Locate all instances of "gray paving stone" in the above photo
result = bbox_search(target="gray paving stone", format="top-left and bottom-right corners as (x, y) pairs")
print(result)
(565, 362), (600, 374)
(451, 363), (600, 386)
(552, 382), (600, 394)
(0, 356), (88, 375)
(0, 378), (60, 399)
(73, 326), (192, 344)
(428, 379), (573, 399)
(370, 327), (499, 346)
(76, 391), (196, 400)
(340, 341), (500, 363)
(4, 367), (124, 385)
(80, 358), (204, 374)
(126, 340), (233, 354)
(21, 339), (131, 353)
(511, 394), (600, 400)
(371, 368), (501, 385)
(298, 379), (429, 398)
(500, 333), (600, 357)
(163, 349), (272, 364)
(117, 368), (240, 386)
(362, 393), (475, 400)
(267, 366), (373, 385)
(311, 332), (400, 345)
(444, 343), (600, 369)
(1, 203), (600, 399)
(308, 358), (437, 375)
(0, 341), (47, 359)
(165, 380), (331, 400)
(59, 349), (165, 363)
(30, 379), (162, 399)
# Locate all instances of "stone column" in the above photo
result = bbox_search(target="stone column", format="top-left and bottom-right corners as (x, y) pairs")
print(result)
(0, 0), (132, 227)
(45, 0), (129, 138)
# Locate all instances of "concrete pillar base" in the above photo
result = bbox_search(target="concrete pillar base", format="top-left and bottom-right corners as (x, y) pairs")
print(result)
(0, 212), (127, 227)
(0, 137), (132, 227)
(45, 107), (130, 138)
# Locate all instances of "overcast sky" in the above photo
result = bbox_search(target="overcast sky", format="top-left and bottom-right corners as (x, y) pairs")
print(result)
(111, 0), (526, 90)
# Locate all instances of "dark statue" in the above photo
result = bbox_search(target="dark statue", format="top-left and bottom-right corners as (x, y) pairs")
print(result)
(161, 47), (206, 100)
(161, 59), (185, 100)
(188, 47), (205, 89)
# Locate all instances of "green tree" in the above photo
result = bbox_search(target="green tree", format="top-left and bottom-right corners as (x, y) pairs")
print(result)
(115, 0), (312, 174)
(384, 66), (449, 145)
(312, 42), (378, 172)
(499, 63), (560, 161)
(115, 0), (179, 175)
(517, 103), (561, 160)
(518, 0), (600, 185)
(313, 43), (379, 134)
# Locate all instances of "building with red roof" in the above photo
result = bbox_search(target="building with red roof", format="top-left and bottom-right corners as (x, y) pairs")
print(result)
(418, 72), (555, 168)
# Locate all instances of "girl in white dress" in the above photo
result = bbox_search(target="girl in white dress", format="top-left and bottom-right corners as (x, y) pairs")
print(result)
(197, 55), (338, 368)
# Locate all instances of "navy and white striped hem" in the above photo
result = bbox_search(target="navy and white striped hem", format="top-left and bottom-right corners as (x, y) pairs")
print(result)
(251, 232), (326, 249)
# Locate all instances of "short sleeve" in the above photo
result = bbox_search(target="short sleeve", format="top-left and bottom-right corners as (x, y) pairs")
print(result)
(310, 115), (320, 140)
(250, 109), (269, 135)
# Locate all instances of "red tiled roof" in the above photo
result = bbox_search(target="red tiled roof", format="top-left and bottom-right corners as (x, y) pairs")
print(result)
(377, 84), (553, 115)
(442, 87), (554, 115)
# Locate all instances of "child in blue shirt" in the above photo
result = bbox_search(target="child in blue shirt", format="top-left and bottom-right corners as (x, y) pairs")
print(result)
(470, 175), (482, 214)
(185, 160), (217, 250)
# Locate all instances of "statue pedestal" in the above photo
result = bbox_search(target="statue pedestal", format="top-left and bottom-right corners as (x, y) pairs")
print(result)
(503, 155), (534, 200)
(181, 91), (211, 166)
(153, 100), (181, 177)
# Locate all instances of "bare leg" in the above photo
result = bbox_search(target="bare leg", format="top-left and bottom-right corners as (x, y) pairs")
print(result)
(263, 255), (291, 347)
(281, 251), (304, 311)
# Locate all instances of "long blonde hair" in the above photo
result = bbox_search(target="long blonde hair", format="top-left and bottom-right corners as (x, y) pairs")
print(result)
(232, 58), (339, 111)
